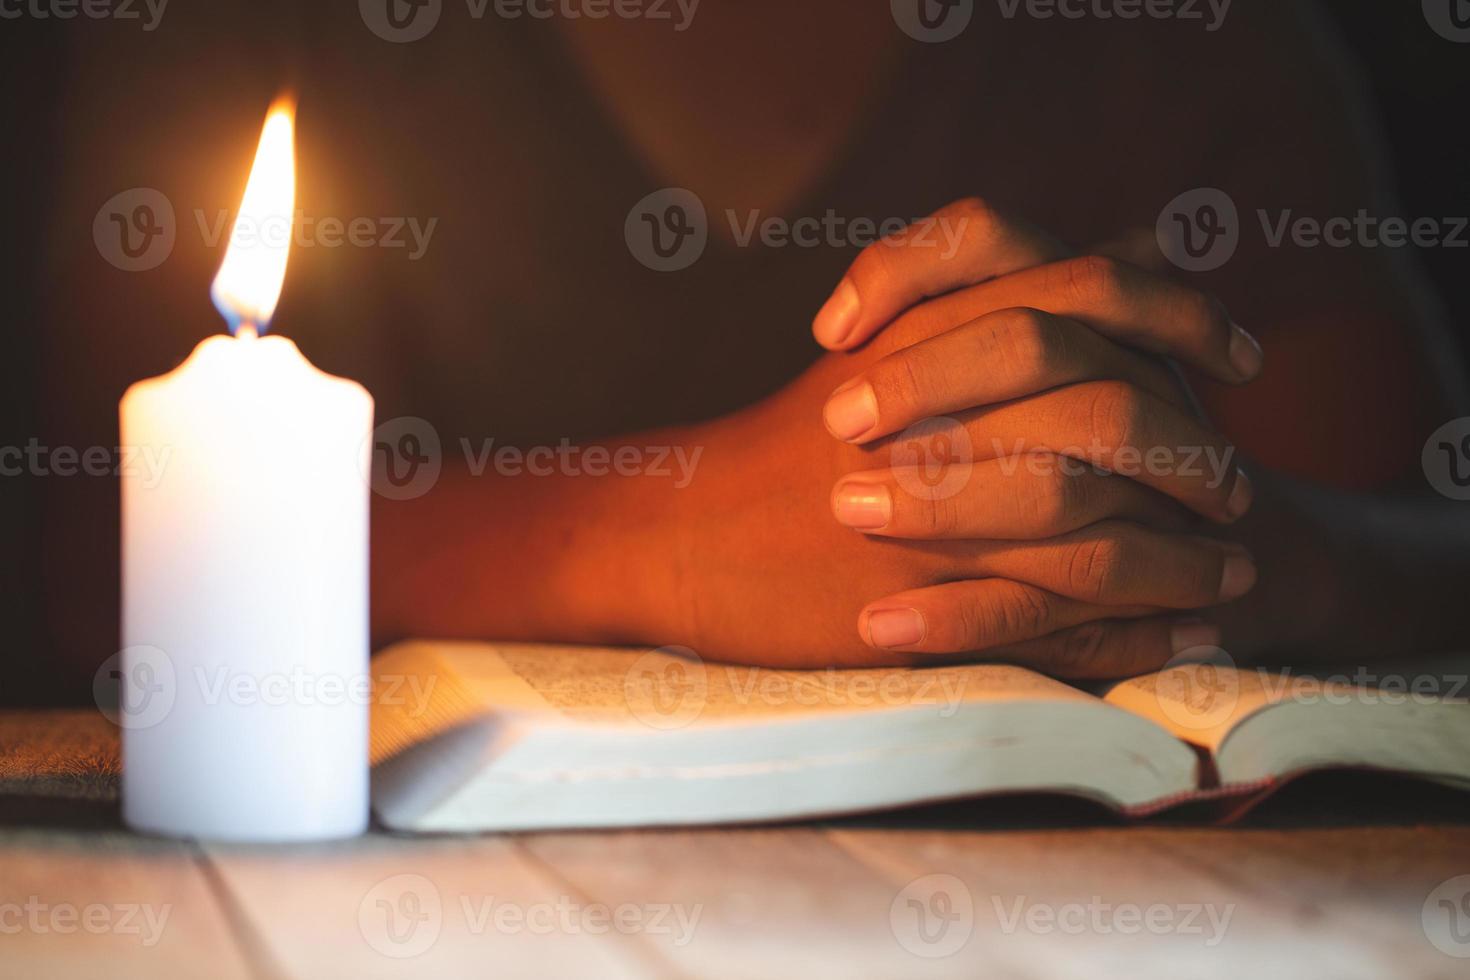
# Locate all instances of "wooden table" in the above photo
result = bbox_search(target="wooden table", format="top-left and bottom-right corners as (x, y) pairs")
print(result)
(3, 711), (1468, 979)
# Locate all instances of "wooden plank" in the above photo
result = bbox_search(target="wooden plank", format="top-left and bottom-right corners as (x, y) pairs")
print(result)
(830, 824), (1469, 980)
(518, 826), (1031, 980)
(202, 833), (667, 980)
(0, 829), (254, 980)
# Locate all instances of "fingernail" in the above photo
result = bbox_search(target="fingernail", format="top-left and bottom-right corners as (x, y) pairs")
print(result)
(1170, 618), (1222, 658)
(823, 381), (879, 442)
(813, 278), (861, 348)
(1224, 468), (1253, 521)
(865, 607), (926, 648)
(1218, 551), (1257, 602)
(1228, 322), (1264, 380)
(832, 481), (892, 529)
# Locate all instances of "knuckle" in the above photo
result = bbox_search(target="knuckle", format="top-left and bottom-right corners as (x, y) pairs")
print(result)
(1019, 462), (1079, 532)
(995, 584), (1053, 642)
(1064, 535), (1125, 601)
(868, 350), (922, 419)
(914, 492), (958, 537)
(989, 308), (1063, 379)
(1083, 381), (1143, 452)
(1062, 254), (1128, 309)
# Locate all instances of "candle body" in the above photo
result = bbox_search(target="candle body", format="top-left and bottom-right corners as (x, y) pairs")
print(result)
(120, 334), (372, 841)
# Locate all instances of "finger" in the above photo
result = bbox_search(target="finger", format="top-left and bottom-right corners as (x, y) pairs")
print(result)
(858, 579), (1159, 655)
(967, 523), (1258, 609)
(831, 459), (1188, 540)
(985, 616), (1223, 680)
(962, 380), (1254, 523)
(822, 307), (1186, 445)
(812, 197), (1068, 351)
(917, 255), (1264, 384)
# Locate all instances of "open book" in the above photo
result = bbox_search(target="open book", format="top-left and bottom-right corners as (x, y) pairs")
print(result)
(369, 641), (1470, 832)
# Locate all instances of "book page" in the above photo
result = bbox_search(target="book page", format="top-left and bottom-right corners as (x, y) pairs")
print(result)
(1104, 656), (1470, 752)
(370, 640), (1104, 752)
(474, 643), (1098, 725)
(1102, 664), (1285, 751)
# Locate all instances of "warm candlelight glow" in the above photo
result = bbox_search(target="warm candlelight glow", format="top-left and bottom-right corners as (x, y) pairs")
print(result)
(210, 96), (296, 335)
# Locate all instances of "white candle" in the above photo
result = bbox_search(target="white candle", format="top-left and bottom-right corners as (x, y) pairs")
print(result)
(118, 99), (373, 841)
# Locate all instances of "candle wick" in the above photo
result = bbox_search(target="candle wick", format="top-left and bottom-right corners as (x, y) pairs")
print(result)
(237, 323), (259, 341)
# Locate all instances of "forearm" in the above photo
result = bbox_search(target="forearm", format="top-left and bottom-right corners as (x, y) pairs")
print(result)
(369, 427), (702, 650)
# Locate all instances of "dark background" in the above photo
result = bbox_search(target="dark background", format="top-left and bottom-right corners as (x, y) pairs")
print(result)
(1, 1), (1467, 706)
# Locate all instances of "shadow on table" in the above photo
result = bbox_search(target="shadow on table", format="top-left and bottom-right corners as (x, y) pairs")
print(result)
(823, 770), (1470, 833)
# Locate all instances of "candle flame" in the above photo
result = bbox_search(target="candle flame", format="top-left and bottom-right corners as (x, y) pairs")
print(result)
(211, 97), (296, 335)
